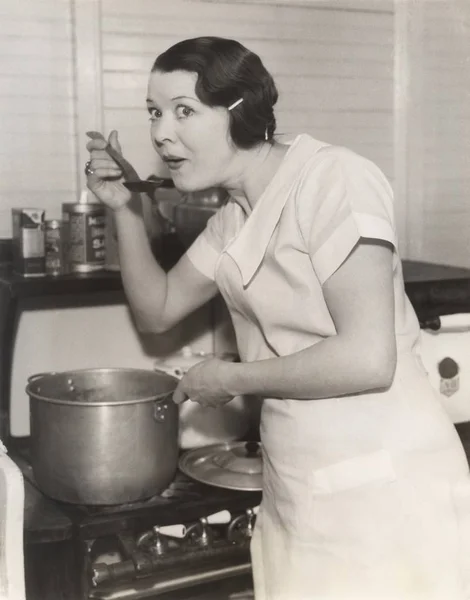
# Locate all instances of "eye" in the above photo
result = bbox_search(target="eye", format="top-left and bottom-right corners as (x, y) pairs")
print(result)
(175, 105), (194, 119)
(147, 107), (161, 121)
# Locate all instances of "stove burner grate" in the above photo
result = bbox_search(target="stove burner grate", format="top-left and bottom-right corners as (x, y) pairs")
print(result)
(81, 472), (208, 515)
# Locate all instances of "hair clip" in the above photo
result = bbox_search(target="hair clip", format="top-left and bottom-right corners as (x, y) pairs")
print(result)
(228, 98), (244, 111)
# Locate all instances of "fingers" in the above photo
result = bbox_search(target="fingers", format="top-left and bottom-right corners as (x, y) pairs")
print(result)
(85, 130), (121, 169)
(85, 143), (120, 174)
(172, 387), (189, 405)
(86, 157), (122, 179)
(86, 138), (108, 153)
(108, 130), (122, 154)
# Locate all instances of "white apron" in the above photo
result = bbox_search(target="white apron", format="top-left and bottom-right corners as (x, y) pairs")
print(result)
(186, 135), (470, 599)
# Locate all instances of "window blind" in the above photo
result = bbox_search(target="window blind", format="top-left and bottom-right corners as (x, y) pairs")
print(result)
(0, 0), (76, 238)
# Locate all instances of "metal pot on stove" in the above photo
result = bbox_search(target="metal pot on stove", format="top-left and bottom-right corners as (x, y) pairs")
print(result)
(154, 347), (254, 449)
(26, 367), (179, 505)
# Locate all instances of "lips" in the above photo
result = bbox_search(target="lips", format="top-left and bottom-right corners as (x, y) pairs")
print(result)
(162, 156), (186, 171)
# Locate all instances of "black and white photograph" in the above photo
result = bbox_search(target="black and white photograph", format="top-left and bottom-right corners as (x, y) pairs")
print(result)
(0, 0), (469, 599)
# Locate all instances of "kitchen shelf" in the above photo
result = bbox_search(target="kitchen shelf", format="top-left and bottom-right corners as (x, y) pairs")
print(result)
(0, 232), (184, 299)
(0, 265), (124, 298)
(0, 257), (468, 301)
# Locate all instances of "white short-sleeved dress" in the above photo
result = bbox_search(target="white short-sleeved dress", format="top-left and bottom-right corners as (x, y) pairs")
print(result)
(186, 135), (470, 600)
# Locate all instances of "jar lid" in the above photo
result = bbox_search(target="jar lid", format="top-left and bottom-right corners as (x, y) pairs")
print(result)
(45, 219), (62, 228)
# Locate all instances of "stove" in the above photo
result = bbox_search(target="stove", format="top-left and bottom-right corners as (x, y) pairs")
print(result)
(13, 441), (261, 600)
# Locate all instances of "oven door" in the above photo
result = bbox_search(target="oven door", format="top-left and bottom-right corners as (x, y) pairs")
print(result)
(418, 313), (470, 424)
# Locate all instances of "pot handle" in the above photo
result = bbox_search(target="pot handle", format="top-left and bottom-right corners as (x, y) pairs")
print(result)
(154, 393), (174, 423)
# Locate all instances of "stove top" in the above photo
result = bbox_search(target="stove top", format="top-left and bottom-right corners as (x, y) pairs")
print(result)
(13, 440), (262, 542)
(16, 437), (261, 600)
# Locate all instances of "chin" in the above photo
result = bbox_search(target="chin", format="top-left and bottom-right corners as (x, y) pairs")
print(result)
(173, 183), (193, 193)
(174, 181), (215, 194)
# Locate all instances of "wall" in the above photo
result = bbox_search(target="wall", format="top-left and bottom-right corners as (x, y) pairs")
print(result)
(420, 0), (470, 267)
(397, 0), (470, 267)
(0, 0), (76, 233)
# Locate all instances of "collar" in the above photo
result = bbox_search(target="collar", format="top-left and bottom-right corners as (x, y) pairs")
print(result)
(225, 135), (329, 287)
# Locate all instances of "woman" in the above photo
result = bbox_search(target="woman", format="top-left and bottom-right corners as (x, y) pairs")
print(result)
(86, 36), (470, 600)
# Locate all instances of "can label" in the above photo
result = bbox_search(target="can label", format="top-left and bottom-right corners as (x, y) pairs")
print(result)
(45, 221), (63, 275)
(12, 208), (45, 276)
(64, 207), (106, 271)
(440, 374), (460, 397)
(438, 357), (460, 398)
(21, 227), (44, 258)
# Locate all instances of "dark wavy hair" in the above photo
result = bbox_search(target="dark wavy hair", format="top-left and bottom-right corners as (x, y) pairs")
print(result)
(151, 36), (278, 149)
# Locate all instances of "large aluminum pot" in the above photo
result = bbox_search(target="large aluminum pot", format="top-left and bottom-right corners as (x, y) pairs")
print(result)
(26, 368), (179, 505)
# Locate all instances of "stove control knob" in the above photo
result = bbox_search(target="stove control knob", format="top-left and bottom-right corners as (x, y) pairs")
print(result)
(186, 511), (232, 547)
(246, 506), (259, 536)
(136, 523), (186, 556)
(227, 506), (260, 543)
(159, 524), (187, 538)
(147, 527), (169, 556)
(206, 510), (231, 525)
(186, 519), (211, 547)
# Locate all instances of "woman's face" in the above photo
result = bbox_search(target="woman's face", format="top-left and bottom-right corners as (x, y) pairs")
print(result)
(147, 69), (236, 192)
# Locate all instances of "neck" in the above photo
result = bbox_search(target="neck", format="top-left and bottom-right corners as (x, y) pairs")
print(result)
(224, 141), (288, 214)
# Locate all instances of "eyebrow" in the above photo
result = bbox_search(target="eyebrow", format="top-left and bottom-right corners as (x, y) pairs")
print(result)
(171, 95), (198, 102)
(146, 96), (199, 104)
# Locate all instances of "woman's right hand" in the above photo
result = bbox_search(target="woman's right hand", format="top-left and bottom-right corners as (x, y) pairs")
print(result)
(85, 130), (132, 211)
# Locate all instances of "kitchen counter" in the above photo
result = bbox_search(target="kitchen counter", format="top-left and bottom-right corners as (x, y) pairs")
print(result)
(402, 260), (470, 282)
(402, 260), (470, 329)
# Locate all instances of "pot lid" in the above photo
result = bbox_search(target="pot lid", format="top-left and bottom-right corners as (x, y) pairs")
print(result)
(178, 441), (262, 492)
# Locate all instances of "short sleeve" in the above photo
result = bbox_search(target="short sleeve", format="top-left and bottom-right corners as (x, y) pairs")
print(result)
(185, 206), (225, 281)
(296, 147), (397, 285)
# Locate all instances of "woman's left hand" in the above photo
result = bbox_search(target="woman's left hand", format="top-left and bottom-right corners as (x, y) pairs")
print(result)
(172, 357), (236, 407)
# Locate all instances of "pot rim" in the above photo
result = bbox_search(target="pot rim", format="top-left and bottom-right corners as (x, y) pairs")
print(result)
(26, 367), (178, 407)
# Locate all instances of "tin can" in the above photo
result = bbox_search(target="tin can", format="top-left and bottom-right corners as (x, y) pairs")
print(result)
(62, 203), (106, 273)
(45, 219), (64, 276)
(11, 208), (45, 277)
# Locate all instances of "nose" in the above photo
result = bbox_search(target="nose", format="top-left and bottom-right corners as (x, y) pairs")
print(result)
(151, 114), (175, 147)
